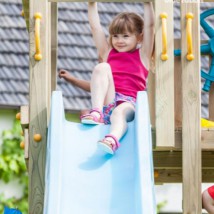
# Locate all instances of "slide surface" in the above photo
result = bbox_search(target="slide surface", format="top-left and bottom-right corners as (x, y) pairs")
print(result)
(44, 91), (156, 214)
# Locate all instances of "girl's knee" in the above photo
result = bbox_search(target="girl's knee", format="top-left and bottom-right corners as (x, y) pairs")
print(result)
(111, 103), (135, 122)
(110, 109), (129, 124)
(111, 107), (123, 119)
(94, 62), (111, 72)
(110, 110), (128, 127)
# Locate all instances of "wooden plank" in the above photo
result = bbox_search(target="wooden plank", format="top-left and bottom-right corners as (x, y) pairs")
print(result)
(154, 169), (214, 183)
(29, 0), (51, 213)
(20, 105), (29, 130)
(155, 0), (174, 148)
(153, 129), (214, 151)
(24, 128), (29, 159)
(24, 128), (29, 171)
(46, 3), (58, 121)
(202, 169), (214, 182)
(152, 128), (182, 151)
(174, 39), (209, 127)
(48, 0), (214, 2)
(148, 71), (155, 127)
(49, 0), (153, 2)
(202, 129), (214, 150)
(174, 39), (182, 128)
(181, 2), (201, 213)
(51, 3), (58, 92)
(153, 151), (214, 169)
(209, 82), (214, 120)
(154, 151), (182, 169)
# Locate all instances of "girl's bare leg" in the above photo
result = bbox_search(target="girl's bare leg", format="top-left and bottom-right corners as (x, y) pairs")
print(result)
(90, 63), (115, 111)
(107, 102), (135, 142)
(202, 189), (214, 214)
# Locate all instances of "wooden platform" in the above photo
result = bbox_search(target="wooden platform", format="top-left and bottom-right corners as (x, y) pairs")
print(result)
(153, 129), (214, 183)
(154, 150), (214, 183)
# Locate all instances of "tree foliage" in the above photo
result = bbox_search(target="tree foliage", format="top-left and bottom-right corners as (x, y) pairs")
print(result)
(21, 0), (29, 32)
(0, 120), (28, 213)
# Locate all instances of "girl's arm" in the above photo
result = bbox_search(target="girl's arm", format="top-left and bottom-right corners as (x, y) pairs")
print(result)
(88, 2), (109, 60)
(59, 70), (91, 92)
(141, 3), (155, 64)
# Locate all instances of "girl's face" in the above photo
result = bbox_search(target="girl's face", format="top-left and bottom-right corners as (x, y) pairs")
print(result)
(111, 32), (142, 52)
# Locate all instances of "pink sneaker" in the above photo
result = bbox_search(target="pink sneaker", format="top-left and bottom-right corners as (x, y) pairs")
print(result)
(81, 108), (104, 125)
(98, 134), (120, 154)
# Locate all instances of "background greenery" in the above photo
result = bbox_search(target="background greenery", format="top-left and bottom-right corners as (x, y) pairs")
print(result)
(0, 119), (28, 213)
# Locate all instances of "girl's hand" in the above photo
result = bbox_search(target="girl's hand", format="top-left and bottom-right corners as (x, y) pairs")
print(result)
(88, 2), (96, 5)
(59, 69), (74, 81)
(59, 69), (75, 83)
(59, 69), (90, 92)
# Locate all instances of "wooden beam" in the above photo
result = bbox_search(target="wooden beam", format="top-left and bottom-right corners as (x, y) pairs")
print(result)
(153, 151), (214, 169)
(20, 105), (29, 130)
(24, 128), (29, 169)
(154, 169), (214, 183)
(48, 0), (213, 2)
(152, 129), (214, 150)
(48, 0), (153, 2)
(155, 0), (175, 148)
(209, 82), (214, 120)
(202, 129), (214, 150)
(148, 71), (155, 127)
(24, 128), (29, 159)
(152, 128), (182, 150)
(48, 0), (213, 3)
(153, 151), (214, 183)
(47, 2), (58, 120)
(174, 39), (182, 128)
(181, 2), (201, 213)
(50, 3), (58, 93)
(29, 0), (51, 213)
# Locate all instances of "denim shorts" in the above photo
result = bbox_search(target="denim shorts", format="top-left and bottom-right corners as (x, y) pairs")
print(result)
(102, 92), (136, 124)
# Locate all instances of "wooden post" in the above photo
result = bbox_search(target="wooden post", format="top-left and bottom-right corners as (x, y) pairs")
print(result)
(29, 0), (51, 213)
(181, 2), (201, 213)
(51, 3), (58, 92)
(148, 71), (155, 128)
(209, 83), (214, 120)
(174, 39), (182, 128)
(209, 54), (214, 120)
(47, 3), (58, 120)
(155, 0), (174, 148)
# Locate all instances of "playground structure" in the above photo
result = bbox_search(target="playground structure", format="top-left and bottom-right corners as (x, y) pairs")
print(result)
(18, 0), (214, 213)
(44, 90), (156, 213)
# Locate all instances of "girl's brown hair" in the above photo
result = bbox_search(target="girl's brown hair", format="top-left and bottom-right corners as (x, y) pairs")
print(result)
(109, 12), (144, 45)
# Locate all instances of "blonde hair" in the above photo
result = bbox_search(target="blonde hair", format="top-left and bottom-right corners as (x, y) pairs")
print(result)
(109, 12), (144, 46)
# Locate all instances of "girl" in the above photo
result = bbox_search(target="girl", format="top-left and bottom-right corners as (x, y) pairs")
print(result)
(61, 2), (155, 155)
(202, 186), (214, 214)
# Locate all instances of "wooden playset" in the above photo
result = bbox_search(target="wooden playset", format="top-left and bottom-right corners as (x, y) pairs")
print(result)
(19, 0), (214, 213)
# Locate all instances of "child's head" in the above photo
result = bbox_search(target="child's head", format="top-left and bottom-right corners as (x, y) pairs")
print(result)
(109, 12), (144, 51)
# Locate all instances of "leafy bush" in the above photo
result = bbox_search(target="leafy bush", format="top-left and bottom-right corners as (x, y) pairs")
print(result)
(0, 119), (28, 213)
(157, 200), (167, 213)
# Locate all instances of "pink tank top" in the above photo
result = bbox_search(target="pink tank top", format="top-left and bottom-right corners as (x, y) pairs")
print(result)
(107, 48), (148, 99)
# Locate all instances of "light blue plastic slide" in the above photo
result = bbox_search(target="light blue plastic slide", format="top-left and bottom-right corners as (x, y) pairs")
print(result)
(44, 91), (156, 214)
